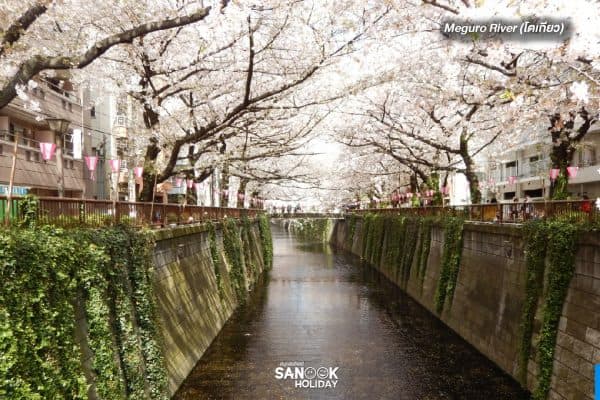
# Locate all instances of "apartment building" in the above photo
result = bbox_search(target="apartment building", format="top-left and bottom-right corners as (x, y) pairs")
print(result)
(484, 129), (600, 201)
(0, 76), (119, 199)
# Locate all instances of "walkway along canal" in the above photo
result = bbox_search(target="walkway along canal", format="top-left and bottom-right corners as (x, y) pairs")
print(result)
(173, 225), (529, 399)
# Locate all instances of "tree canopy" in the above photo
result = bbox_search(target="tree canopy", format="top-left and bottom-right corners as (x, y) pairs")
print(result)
(1, 0), (599, 205)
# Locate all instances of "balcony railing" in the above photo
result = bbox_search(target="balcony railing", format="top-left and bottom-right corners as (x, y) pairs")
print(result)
(352, 200), (598, 224)
(0, 196), (263, 227)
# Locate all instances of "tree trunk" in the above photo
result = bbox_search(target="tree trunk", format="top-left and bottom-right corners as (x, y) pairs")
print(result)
(220, 163), (230, 207)
(139, 138), (160, 201)
(549, 117), (577, 200)
(460, 131), (481, 204)
(548, 109), (595, 199)
(237, 179), (248, 209)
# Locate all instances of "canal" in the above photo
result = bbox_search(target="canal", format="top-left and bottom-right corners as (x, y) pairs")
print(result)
(174, 226), (530, 399)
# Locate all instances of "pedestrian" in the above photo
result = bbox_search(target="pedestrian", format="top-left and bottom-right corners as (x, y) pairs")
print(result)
(522, 196), (533, 220)
(582, 194), (592, 214)
(510, 197), (519, 221)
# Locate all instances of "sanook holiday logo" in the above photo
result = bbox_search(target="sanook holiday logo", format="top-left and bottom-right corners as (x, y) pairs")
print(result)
(274, 361), (339, 389)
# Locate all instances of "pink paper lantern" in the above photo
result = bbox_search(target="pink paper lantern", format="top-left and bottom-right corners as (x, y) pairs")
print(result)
(508, 176), (517, 185)
(176, 177), (183, 187)
(187, 179), (194, 189)
(407, 192), (412, 197)
(567, 166), (579, 178)
(84, 156), (98, 180)
(549, 168), (560, 180)
(109, 159), (120, 173)
(39, 142), (56, 161)
(133, 166), (143, 178)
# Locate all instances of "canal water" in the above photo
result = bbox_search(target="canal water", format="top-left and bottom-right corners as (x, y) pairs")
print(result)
(174, 226), (530, 400)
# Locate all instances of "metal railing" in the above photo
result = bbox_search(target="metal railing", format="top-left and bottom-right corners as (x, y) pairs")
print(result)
(0, 196), (263, 228)
(269, 212), (342, 219)
(351, 200), (599, 224)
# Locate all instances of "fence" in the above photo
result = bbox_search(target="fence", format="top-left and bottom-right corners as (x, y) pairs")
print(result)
(269, 212), (342, 219)
(0, 196), (263, 228)
(352, 200), (599, 224)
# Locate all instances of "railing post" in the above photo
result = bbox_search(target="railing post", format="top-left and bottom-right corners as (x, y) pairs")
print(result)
(80, 199), (85, 225)
(114, 200), (121, 225)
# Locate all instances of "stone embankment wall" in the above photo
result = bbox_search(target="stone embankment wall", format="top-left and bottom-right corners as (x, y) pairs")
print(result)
(332, 217), (600, 400)
(152, 219), (270, 396)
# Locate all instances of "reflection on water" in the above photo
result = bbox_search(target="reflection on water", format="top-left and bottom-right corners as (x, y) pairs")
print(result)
(173, 226), (530, 400)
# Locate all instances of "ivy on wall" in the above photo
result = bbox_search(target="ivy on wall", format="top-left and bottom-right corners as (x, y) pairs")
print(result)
(369, 214), (386, 267)
(258, 215), (273, 270)
(346, 215), (358, 250)
(399, 219), (419, 288)
(289, 218), (331, 243)
(434, 217), (464, 314)
(517, 220), (548, 386)
(241, 217), (259, 282)
(222, 218), (247, 302)
(207, 223), (225, 300)
(0, 226), (92, 399)
(361, 213), (375, 260)
(415, 218), (433, 293)
(346, 213), (579, 400)
(0, 225), (169, 400)
(383, 215), (406, 272)
(532, 221), (577, 400)
(513, 219), (578, 400)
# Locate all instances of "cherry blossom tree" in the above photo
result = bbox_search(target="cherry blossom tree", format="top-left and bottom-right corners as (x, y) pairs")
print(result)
(0, 0), (222, 108)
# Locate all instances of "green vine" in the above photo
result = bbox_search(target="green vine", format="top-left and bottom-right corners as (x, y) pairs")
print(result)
(207, 223), (225, 300)
(127, 229), (168, 399)
(533, 221), (577, 400)
(258, 214), (273, 269)
(18, 194), (39, 228)
(361, 214), (374, 260)
(551, 173), (568, 200)
(399, 218), (419, 288)
(384, 216), (404, 272)
(369, 214), (386, 267)
(0, 226), (89, 399)
(222, 218), (247, 302)
(241, 216), (258, 281)
(0, 225), (169, 400)
(517, 220), (548, 386)
(416, 218), (433, 292)
(346, 215), (357, 250)
(434, 217), (464, 314)
(289, 218), (331, 242)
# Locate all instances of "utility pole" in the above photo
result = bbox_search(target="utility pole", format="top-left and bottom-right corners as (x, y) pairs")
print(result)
(5, 130), (20, 225)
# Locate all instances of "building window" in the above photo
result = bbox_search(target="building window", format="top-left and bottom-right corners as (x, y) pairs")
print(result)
(68, 102), (72, 112)
(64, 130), (74, 156)
(90, 106), (96, 118)
(34, 152), (40, 162)
(62, 99), (67, 109)
(529, 155), (539, 163)
(25, 150), (31, 161)
(0, 145), (3, 155)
